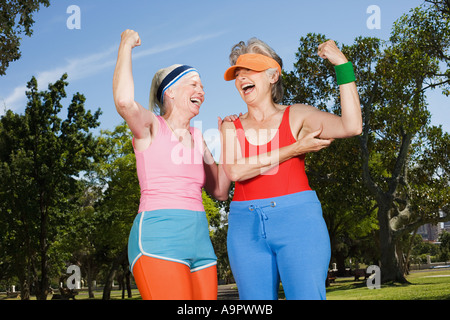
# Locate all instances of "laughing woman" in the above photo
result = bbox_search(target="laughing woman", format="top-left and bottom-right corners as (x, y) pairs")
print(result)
(113, 29), (231, 300)
(221, 38), (362, 300)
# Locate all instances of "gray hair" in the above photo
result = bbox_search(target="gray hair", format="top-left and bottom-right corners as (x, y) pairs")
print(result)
(229, 38), (284, 103)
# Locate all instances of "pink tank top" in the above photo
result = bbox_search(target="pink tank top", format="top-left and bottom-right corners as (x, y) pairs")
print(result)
(133, 116), (205, 212)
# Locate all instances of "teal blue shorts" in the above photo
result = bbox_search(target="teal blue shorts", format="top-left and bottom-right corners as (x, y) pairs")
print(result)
(128, 209), (217, 273)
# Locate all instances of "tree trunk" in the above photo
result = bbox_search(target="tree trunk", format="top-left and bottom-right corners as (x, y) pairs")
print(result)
(19, 278), (30, 300)
(403, 228), (418, 275)
(86, 262), (95, 299)
(102, 263), (117, 300)
(335, 249), (347, 277)
(126, 270), (132, 298)
(102, 246), (127, 300)
(377, 203), (408, 283)
(358, 93), (411, 284)
(36, 204), (49, 300)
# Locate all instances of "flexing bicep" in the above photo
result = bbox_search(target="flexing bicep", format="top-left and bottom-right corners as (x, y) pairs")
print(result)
(302, 108), (347, 139)
(293, 104), (358, 140)
(299, 82), (362, 139)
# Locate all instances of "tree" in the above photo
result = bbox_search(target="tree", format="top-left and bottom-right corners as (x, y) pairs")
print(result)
(0, 74), (101, 299)
(65, 181), (106, 299)
(439, 231), (450, 262)
(93, 123), (139, 300)
(0, 0), (50, 75)
(425, 0), (450, 18)
(364, 3), (449, 283)
(283, 3), (449, 283)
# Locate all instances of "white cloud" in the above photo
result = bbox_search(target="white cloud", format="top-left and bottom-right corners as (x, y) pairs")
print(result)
(133, 31), (227, 60)
(0, 31), (226, 115)
(0, 47), (116, 115)
(2, 85), (27, 112)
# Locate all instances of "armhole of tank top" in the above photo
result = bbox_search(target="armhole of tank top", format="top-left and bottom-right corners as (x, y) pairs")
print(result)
(132, 115), (163, 154)
(283, 105), (298, 143)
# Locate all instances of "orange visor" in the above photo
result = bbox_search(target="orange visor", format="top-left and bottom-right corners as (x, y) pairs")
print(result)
(224, 53), (282, 81)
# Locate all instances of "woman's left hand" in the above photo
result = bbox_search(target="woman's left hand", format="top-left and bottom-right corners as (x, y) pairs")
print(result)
(317, 40), (348, 66)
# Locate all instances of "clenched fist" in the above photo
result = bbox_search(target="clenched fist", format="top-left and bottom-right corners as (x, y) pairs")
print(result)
(120, 29), (141, 49)
(317, 40), (348, 66)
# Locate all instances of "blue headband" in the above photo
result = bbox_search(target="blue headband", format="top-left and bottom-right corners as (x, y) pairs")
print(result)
(157, 65), (198, 104)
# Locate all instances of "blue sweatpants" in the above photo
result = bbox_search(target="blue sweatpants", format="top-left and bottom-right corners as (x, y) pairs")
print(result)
(227, 191), (331, 300)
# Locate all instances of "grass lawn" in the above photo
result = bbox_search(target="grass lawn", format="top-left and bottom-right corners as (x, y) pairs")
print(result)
(326, 269), (450, 300)
(3, 269), (449, 300)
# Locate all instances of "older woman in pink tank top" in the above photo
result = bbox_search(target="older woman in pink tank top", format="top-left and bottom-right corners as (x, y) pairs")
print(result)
(113, 29), (233, 300)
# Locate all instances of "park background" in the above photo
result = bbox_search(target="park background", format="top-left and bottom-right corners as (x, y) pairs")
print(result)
(0, 0), (449, 300)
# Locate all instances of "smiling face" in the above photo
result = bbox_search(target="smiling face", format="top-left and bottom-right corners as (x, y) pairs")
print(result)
(234, 68), (275, 106)
(166, 72), (205, 116)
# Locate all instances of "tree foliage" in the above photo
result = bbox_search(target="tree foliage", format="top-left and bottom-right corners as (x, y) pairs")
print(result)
(0, 74), (101, 299)
(0, 0), (50, 75)
(283, 3), (449, 283)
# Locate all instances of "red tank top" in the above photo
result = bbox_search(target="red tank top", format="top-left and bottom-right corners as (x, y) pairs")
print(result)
(233, 106), (311, 201)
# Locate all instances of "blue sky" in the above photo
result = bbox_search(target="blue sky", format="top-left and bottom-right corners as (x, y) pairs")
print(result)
(0, 0), (448, 153)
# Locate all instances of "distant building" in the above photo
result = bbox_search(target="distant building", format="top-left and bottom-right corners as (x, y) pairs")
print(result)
(417, 223), (441, 242)
(443, 219), (450, 233)
(417, 210), (449, 241)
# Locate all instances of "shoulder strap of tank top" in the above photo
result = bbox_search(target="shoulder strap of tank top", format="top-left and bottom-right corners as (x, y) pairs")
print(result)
(156, 116), (168, 133)
(280, 106), (291, 128)
(233, 118), (247, 156)
(278, 106), (296, 144)
(233, 117), (243, 130)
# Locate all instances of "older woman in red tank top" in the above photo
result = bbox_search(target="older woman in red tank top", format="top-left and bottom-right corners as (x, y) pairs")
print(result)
(221, 38), (362, 300)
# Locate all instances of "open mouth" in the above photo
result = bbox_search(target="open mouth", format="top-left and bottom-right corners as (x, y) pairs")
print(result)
(242, 83), (255, 94)
(190, 98), (202, 107)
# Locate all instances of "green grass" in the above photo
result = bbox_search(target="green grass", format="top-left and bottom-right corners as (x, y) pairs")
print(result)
(0, 288), (144, 301)
(326, 269), (450, 300)
(75, 288), (143, 300)
(3, 269), (449, 300)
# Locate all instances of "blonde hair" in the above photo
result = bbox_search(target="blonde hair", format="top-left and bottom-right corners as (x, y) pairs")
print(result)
(149, 64), (182, 115)
(229, 38), (284, 103)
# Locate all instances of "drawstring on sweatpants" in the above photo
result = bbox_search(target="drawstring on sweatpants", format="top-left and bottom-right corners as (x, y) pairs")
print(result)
(248, 201), (276, 239)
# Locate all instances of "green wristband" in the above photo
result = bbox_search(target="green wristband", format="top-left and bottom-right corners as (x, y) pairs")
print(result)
(334, 62), (355, 85)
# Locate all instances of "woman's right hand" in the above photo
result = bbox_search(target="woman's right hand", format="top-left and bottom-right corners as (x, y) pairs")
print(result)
(120, 29), (141, 49)
(292, 127), (333, 156)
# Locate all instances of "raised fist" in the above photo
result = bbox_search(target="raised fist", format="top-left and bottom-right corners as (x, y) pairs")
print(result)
(120, 29), (141, 49)
(317, 40), (348, 66)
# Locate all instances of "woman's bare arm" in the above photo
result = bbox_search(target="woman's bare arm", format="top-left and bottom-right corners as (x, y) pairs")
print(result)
(220, 120), (332, 182)
(113, 29), (157, 151)
(300, 40), (362, 139)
